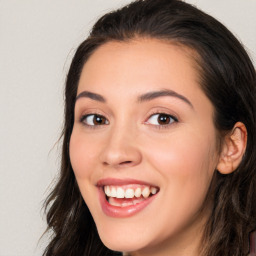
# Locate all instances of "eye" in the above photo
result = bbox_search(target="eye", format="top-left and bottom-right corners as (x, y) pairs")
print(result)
(146, 113), (177, 126)
(80, 114), (109, 126)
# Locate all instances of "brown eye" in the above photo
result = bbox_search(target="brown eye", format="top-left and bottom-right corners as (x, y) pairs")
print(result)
(81, 114), (109, 126)
(147, 113), (177, 126)
(93, 115), (107, 125)
(158, 114), (171, 125)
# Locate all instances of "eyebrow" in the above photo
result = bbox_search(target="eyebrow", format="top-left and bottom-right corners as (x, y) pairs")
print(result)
(138, 89), (193, 108)
(75, 89), (193, 108)
(76, 91), (106, 103)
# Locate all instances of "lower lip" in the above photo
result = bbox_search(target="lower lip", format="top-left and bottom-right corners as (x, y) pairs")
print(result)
(98, 188), (157, 218)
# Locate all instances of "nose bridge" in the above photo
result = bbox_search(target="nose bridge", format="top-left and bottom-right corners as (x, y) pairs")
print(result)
(99, 119), (142, 167)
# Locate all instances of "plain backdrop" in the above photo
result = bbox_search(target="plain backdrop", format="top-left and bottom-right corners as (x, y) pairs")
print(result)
(0, 1), (255, 255)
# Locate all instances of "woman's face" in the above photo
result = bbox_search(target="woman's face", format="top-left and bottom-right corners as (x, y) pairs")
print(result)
(69, 39), (220, 255)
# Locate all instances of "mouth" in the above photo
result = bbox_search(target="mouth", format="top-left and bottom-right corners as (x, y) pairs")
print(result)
(104, 185), (158, 207)
(97, 179), (159, 217)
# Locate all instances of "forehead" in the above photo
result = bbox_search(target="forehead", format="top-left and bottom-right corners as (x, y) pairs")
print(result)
(80, 38), (198, 81)
(77, 38), (208, 108)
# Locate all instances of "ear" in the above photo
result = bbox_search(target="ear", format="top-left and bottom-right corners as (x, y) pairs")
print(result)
(217, 122), (247, 174)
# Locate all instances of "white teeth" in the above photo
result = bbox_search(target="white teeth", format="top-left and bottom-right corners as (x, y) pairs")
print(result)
(125, 188), (135, 198)
(150, 187), (157, 195)
(108, 197), (146, 207)
(134, 187), (142, 198)
(110, 187), (117, 197)
(121, 201), (133, 207)
(108, 198), (120, 207)
(116, 187), (125, 198)
(104, 186), (111, 197)
(142, 187), (150, 198)
(104, 185), (158, 199)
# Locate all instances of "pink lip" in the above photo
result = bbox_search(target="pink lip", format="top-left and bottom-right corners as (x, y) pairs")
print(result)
(97, 178), (159, 218)
(97, 178), (156, 187)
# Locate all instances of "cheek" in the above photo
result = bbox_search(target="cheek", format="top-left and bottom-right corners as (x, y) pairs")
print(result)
(146, 134), (215, 173)
(144, 131), (217, 204)
(139, 133), (217, 239)
(69, 130), (101, 214)
(69, 130), (99, 180)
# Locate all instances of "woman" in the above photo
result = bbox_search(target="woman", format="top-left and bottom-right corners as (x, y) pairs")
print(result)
(43, 0), (256, 255)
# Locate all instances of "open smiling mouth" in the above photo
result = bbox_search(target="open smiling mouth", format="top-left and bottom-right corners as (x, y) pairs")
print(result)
(104, 185), (159, 207)
(97, 182), (160, 217)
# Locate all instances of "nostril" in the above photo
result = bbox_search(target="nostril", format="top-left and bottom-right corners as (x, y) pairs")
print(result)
(120, 161), (132, 165)
(102, 160), (133, 166)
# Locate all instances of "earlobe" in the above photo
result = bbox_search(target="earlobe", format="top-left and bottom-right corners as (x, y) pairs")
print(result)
(217, 122), (247, 175)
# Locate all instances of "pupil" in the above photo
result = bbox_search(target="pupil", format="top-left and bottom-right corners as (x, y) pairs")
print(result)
(158, 114), (170, 125)
(94, 115), (104, 124)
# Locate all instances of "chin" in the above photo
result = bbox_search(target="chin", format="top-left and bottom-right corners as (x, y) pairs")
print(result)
(97, 224), (151, 253)
(101, 238), (141, 252)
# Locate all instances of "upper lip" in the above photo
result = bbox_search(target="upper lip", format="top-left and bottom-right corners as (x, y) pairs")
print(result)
(96, 178), (158, 188)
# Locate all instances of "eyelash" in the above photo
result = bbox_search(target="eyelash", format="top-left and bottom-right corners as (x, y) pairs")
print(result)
(145, 112), (178, 129)
(79, 112), (179, 129)
(80, 114), (109, 129)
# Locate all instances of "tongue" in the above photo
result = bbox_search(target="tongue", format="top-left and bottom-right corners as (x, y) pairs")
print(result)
(108, 196), (146, 207)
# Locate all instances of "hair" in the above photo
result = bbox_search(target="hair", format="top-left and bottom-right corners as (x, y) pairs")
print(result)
(43, 0), (256, 255)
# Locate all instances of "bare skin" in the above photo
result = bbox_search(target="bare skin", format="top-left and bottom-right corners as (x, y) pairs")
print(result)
(69, 38), (247, 256)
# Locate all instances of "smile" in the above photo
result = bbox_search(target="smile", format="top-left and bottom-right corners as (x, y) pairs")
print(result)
(97, 179), (159, 217)
(104, 185), (158, 206)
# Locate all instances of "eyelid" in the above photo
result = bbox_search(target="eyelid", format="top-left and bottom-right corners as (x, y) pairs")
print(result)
(145, 108), (179, 121)
(75, 104), (110, 120)
(76, 106), (109, 120)
(146, 113), (177, 123)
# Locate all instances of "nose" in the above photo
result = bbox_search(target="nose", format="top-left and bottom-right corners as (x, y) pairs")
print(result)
(99, 125), (142, 168)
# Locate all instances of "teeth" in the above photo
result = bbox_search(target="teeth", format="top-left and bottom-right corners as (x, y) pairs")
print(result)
(125, 188), (135, 198)
(104, 185), (158, 199)
(150, 187), (157, 195)
(104, 186), (111, 197)
(108, 196), (146, 207)
(134, 188), (142, 198)
(116, 187), (125, 198)
(110, 187), (117, 197)
(108, 199), (120, 207)
(121, 201), (133, 207)
(142, 187), (150, 198)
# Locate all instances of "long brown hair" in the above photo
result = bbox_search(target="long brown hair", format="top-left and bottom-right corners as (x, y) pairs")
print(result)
(43, 0), (256, 255)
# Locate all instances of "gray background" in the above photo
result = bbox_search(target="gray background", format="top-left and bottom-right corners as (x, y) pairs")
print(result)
(0, 0), (255, 255)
